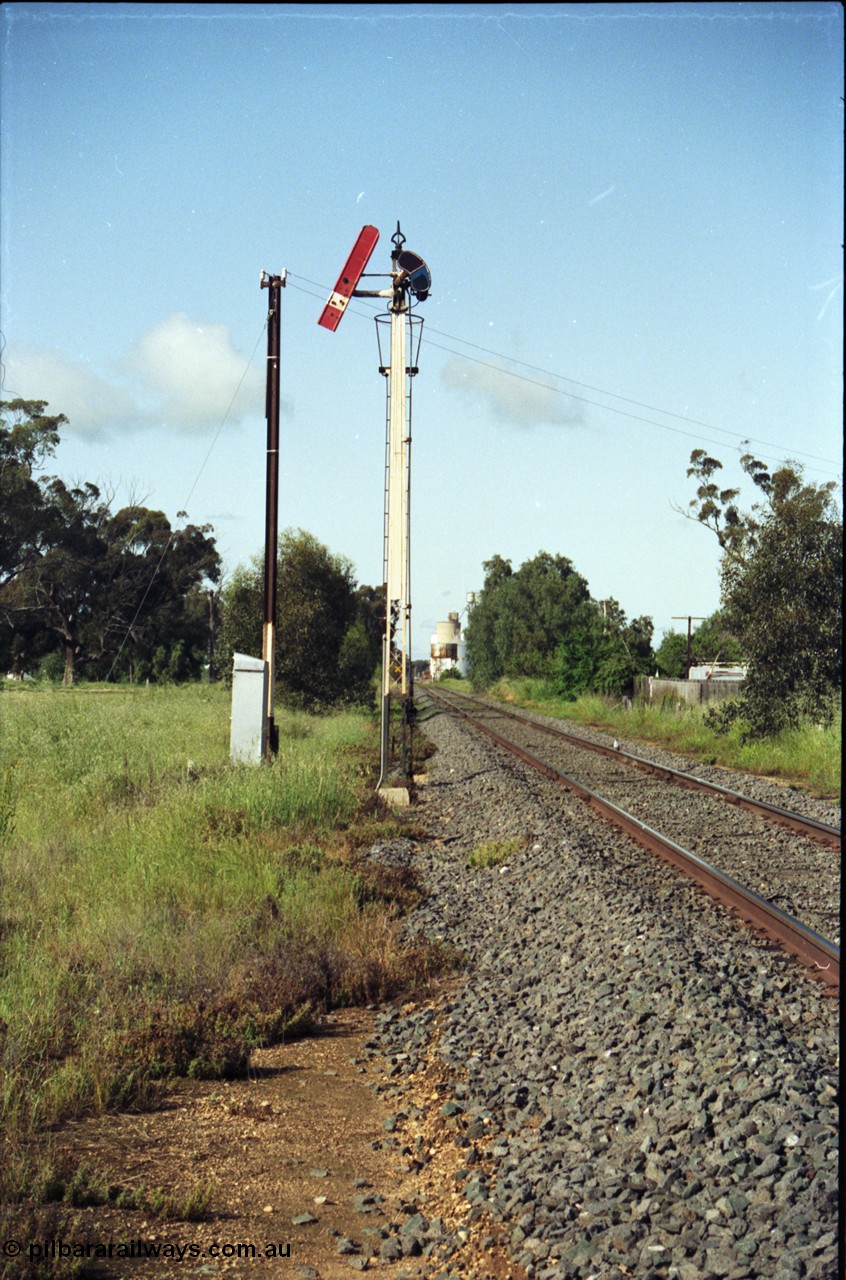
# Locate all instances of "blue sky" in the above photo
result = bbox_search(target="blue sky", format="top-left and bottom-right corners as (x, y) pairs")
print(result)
(2, 2), (842, 662)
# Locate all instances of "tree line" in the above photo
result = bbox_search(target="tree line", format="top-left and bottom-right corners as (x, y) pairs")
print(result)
(464, 551), (657, 696)
(217, 531), (384, 709)
(1, 400), (384, 703)
(465, 446), (841, 739)
(4, 398), (840, 736)
(2, 400), (221, 684)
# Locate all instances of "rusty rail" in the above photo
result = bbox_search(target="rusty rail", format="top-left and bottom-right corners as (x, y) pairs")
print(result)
(431, 688), (841, 851)
(426, 687), (840, 992)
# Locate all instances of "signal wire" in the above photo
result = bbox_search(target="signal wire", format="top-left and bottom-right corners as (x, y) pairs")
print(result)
(286, 272), (842, 475)
(421, 327), (841, 469)
(104, 318), (268, 683)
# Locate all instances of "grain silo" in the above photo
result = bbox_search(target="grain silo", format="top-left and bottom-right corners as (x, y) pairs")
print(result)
(430, 612), (467, 680)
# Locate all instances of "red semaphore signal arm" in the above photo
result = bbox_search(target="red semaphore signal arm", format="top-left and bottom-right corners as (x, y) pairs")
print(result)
(318, 225), (380, 331)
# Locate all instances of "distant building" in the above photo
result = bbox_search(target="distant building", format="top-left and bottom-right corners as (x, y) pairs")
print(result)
(688, 663), (747, 681)
(430, 612), (467, 680)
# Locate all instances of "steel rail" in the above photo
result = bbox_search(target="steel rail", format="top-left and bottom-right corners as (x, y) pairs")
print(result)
(426, 688), (840, 992)
(431, 688), (841, 851)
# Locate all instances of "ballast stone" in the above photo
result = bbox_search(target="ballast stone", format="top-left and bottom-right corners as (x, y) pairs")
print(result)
(362, 701), (840, 1280)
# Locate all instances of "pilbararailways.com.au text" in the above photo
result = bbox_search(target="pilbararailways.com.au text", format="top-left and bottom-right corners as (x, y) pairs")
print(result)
(4, 1238), (293, 1263)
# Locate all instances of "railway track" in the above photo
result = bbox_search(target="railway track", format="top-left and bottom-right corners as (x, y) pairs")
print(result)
(370, 696), (840, 1279)
(423, 686), (840, 992)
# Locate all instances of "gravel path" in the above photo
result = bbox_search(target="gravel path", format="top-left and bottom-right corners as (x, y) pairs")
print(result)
(363, 696), (840, 1280)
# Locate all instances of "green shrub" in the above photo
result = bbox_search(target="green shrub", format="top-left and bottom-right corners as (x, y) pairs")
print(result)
(466, 837), (522, 869)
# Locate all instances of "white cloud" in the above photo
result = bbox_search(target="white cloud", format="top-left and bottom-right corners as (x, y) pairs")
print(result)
(3, 314), (265, 439)
(3, 346), (141, 440)
(441, 357), (585, 429)
(128, 313), (264, 430)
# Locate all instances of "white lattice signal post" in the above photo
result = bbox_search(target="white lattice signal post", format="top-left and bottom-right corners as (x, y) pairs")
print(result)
(319, 223), (430, 794)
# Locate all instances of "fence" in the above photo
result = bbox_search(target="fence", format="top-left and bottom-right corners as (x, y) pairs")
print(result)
(635, 676), (745, 707)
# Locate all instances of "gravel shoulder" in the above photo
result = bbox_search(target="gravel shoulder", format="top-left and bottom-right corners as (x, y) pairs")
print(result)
(54, 1003), (525, 1280)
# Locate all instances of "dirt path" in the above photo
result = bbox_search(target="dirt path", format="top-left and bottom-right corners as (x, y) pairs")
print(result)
(55, 1003), (519, 1280)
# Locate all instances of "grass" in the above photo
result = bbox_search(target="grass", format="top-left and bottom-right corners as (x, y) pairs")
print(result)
(0, 681), (448, 1244)
(466, 837), (523, 869)
(439, 675), (841, 800)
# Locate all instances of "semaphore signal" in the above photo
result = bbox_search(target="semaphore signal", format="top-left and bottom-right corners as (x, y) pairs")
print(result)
(317, 225), (380, 332)
(318, 222), (431, 796)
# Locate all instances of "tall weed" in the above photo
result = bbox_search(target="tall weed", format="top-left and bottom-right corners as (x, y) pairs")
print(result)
(0, 684), (445, 1206)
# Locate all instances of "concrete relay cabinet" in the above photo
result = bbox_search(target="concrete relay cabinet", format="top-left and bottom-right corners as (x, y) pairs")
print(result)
(229, 653), (268, 764)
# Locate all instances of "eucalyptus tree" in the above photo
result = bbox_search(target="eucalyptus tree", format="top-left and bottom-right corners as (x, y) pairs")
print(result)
(1, 399), (221, 682)
(682, 448), (841, 735)
(0, 399), (66, 590)
(465, 552), (653, 695)
(219, 529), (379, 708)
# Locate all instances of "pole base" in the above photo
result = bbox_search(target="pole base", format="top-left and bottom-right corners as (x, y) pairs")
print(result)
(377, 785), (411, 808)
